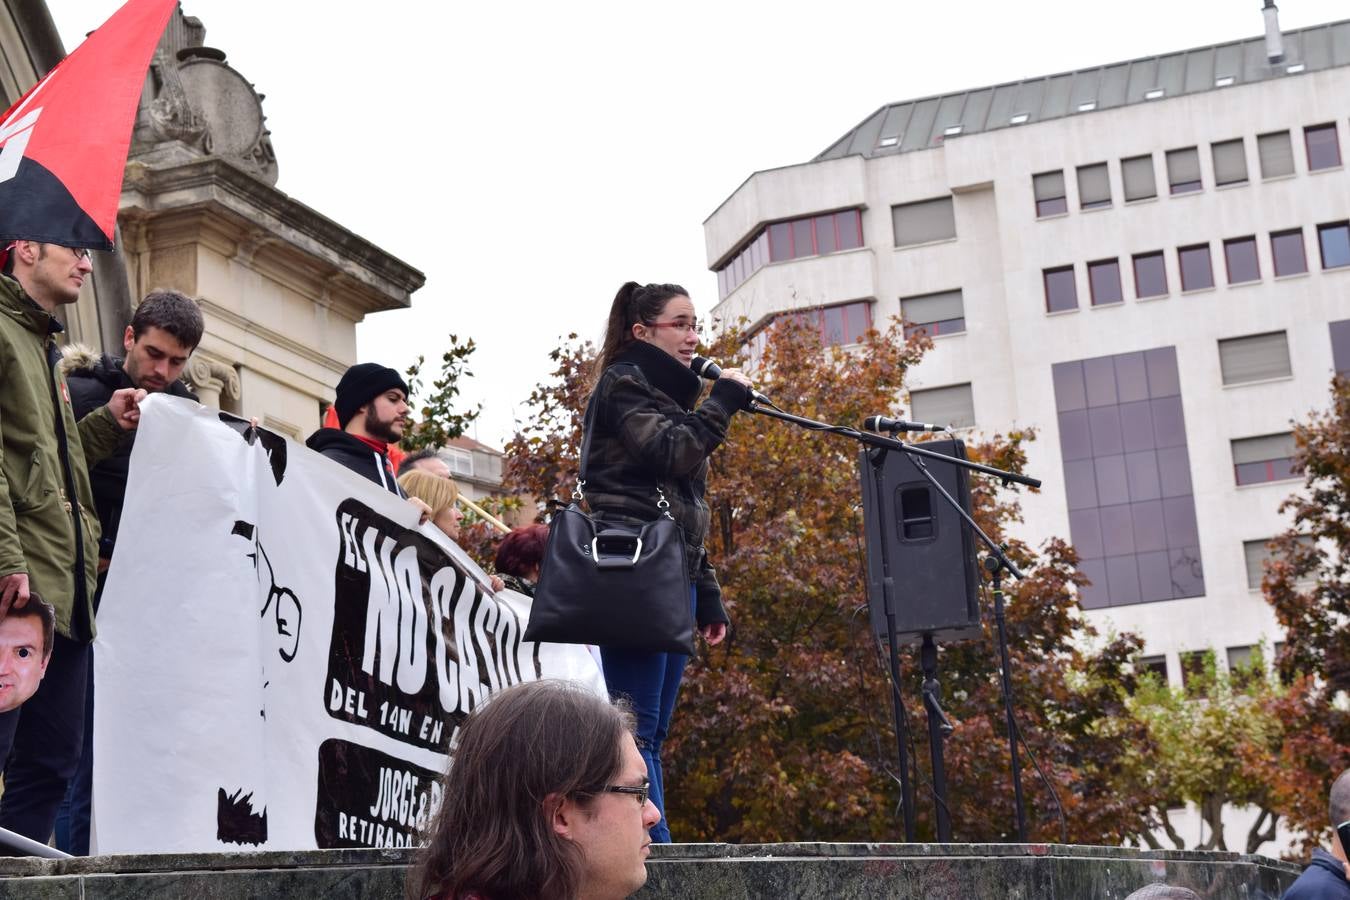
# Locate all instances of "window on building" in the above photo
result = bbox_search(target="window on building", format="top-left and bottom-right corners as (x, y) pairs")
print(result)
(1257, 130), (1296, 179)
(909, 383), (975, 429)
(1331, 320), (1350, 375)
(1271, 229), (1308, 277)
(1232, 433), (1299, 485)
(1243, 539), (1274, 590)
(1121, 155), (1157, 202)
(1243, 536), (1314, 589)
(901, 289), (965, 339)
(1077, 163), (1111, 210)
(1318, 221), (1350, 269)
(444, 448), (473, 477)
(1053, 348), (1205, 609)
(1132, 251), (1168, 298)
(1223, 236), (1260, 284)
(1166, 147), (1202, 194)
(1218, 331), (1291, 385)
(1033, 171), (1067, 217)
(1043, 265), (1077, 312)
(1136, 655), (1169, 686)
(753, 300), (873, 357)
(1226, 644), (1265, 689)
(1178, 244), (1214, 291)
(1227, 644), (1257, 669)
(1304, 123), (1342, 171)
(1210, 138), (1248, 187)
(718, 210), (863, 300)
(1180, 651), (1212, 697)
(893, 196), (956, 247)
(1088, 259), (1123, 306)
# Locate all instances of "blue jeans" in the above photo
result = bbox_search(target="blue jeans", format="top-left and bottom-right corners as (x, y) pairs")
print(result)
(600, 586), (696, 843)
(54, 653), (94, 855)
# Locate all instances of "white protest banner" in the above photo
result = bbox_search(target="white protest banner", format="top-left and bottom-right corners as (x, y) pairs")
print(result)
(92, 395), (604, 854)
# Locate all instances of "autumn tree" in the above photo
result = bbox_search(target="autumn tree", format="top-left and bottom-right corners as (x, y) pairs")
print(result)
(502, 316), (1162, 843)
(401, 333), (481, 452)
(1252, 375), (1350, 853)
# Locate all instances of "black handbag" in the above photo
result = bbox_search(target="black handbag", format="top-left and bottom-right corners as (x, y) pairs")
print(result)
(525, 387), (696, 656)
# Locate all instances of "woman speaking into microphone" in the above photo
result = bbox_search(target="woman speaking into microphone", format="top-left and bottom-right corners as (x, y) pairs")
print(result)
(582, 280), (751, 842)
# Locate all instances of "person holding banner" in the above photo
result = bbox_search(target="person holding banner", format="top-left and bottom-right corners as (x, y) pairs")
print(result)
(55, 289), (203, 854)
(494, 524), (549, 597)
(0, 241), (145, 843)
(579, 281), (751, 842)
(398, 469), (506, 593)
(407, 680), (660, 900)
(307, 362), (413, 497)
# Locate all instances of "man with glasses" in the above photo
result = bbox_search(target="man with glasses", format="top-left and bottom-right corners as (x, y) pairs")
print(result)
(406, 680), (661, 900)
(0, 239), (145, 844)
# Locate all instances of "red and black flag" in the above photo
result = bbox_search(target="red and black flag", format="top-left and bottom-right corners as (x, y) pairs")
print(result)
(0, 0), (178, 254)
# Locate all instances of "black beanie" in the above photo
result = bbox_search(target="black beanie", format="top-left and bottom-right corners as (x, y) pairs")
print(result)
(334, 363), (409, 428)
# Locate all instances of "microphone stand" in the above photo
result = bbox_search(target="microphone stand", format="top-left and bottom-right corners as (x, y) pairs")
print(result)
(746, 400), (1038, 842)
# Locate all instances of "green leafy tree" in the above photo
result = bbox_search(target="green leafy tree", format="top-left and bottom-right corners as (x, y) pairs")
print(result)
(1123, 649), (1286, 853)
(401, 334), (481, 452)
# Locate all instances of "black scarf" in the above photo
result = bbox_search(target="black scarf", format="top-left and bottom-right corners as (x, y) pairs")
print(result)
(612, 340), (702, 411)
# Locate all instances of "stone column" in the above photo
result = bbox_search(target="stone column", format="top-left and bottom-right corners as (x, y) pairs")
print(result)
(187, 355), (241, 411)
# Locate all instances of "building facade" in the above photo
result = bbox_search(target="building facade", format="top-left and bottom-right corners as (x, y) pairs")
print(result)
(2, 5), (423, 437)
(705, 15), (1349, 845)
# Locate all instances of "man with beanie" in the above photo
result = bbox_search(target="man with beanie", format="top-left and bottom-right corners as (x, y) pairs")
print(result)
(1283, 769), (1350, 899)
(306, 362), (411, 496)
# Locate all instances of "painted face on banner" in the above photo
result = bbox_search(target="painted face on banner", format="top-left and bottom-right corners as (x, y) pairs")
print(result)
(0, 615), (49, 713)
(362, 390), (408, 443)
(556, 734), (661, 900)
(123, 324), (192, 393)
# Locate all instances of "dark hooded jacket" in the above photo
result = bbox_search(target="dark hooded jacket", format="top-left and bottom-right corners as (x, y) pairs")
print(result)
(62, 347), (197, 560)
(580, 339), (749, 627)
(305, 428), (406, 497)
(1282, 849), (1350, 900)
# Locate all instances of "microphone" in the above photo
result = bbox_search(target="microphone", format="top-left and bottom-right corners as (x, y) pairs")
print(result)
(690, 356), (772, 406)
(863, 415), (949, 434)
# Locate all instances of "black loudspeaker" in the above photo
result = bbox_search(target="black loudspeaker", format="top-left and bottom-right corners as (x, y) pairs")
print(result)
(858, 438), (981, 644)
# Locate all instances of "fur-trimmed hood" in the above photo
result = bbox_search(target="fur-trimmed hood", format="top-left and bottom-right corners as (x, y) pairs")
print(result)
(58, 343), (106, 378)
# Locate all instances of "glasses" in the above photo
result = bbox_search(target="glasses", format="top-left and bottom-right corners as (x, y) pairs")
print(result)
(62, 246), (92, 260)
(598, 783), (650, 806)
(647, 318), (703, 336)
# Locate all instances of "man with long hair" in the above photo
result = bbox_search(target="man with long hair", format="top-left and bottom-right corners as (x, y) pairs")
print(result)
(407, 680), (660, 900)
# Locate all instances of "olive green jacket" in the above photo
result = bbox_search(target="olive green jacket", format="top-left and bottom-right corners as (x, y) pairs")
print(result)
(0, 275), (124, 641)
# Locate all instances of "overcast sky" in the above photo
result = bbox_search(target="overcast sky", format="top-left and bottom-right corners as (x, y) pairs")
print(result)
(53, 0), (1348, 447)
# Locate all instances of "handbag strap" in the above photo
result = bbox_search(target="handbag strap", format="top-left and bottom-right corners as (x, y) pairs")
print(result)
(575, 362), (673, 520)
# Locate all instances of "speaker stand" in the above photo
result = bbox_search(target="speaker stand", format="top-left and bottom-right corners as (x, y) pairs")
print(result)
(920, 633), (954, 842)
(868, 449), (918, 841)
(985, 553), (1028, 841)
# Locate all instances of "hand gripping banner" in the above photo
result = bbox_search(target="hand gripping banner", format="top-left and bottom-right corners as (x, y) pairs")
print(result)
(0, 0), (178, 249)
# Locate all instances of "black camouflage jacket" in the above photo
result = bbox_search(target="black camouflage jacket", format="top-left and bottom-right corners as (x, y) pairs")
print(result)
(580, 340), (749, 627)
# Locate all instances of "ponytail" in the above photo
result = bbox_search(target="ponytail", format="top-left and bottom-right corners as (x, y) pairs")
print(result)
(595, 281), (688, 376)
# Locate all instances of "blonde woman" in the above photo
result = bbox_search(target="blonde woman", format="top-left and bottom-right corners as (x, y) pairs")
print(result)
(398, 469), (465, 540)
(399, 469), (503, 593)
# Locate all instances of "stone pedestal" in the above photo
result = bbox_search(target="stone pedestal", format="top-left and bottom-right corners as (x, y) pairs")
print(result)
(0, 843), (1303, 899)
